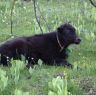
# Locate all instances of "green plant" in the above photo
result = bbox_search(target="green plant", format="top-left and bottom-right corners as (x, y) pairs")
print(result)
(48, 72), (67, 95)
(10, 60), (25, 84)
(14, 89), (29, 95)
(84, 32), (95, 41)
(0, 68), (8, 91)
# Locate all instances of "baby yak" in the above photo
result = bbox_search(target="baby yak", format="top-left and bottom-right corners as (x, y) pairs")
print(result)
(0, 23), (81, 68)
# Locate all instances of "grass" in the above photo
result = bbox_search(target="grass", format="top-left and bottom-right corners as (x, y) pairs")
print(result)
(0, 0), (96, 95)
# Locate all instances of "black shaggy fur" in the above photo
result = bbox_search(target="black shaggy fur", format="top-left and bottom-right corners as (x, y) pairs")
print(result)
(0, 23), (81, 68)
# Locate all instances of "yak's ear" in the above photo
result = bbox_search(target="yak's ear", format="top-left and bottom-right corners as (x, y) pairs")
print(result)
(57, 26), (63, 34)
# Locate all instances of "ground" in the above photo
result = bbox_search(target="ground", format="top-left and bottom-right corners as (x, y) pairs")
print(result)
(0, 0), (96, 95)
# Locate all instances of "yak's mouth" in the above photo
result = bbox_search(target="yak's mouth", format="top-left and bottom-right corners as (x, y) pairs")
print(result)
(74, 38), (81, 44)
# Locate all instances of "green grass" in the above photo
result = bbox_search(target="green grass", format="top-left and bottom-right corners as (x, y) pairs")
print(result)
(0, 0), (96, 95)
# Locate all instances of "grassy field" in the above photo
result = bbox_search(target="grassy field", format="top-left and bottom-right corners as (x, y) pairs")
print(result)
(0, 0), (96, 95)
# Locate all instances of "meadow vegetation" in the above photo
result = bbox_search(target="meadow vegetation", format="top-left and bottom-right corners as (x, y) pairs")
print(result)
(0, 0), (96, 95)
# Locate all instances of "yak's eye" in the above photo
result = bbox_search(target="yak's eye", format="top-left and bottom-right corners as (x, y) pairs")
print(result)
(69, 28), (76, 34)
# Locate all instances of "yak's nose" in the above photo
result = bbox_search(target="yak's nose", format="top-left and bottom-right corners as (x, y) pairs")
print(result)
(75, 38), (81, 44)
